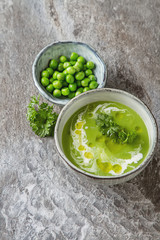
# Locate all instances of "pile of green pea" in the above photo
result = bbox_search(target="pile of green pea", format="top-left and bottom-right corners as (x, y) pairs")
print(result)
(40, 52), (98, 99)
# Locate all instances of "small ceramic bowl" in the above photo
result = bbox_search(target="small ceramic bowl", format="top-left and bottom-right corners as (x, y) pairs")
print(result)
(32, 41), (107, 106)
(54, 88), (158, 185)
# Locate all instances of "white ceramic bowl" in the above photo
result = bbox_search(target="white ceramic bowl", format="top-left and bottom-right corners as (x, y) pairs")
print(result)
(55, 88), (158, 185)
(32, 41), (107, 106)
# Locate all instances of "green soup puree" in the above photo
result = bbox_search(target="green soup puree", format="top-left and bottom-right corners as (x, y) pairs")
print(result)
(62, 101), (149, 176)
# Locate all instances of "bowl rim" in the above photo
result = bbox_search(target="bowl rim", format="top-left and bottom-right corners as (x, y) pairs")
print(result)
(54, 88), (158, 180)
(32, 41), (107, 106)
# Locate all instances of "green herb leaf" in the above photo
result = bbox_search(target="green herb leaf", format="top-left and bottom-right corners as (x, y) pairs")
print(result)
(27, 96), (58, 137)
(96, 113), (137, 144)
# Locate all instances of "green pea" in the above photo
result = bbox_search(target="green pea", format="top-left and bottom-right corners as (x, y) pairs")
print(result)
(49, 59), (58, 69)
(77, 87), (83, 93)
(53, 89), (61, 98)
(61, 87), (70, 96)
(63, 62), (71, 69)
(70, 52), (79, 61)
(58, 63), (64, 72)
(73, 66), (80, 73)
(53, 71), (59, 80)
(68, 92), (75, 99)
(75, 91), (82, 96)
(46, 84), (54, 93)
(62, 81), (68, 87)
(60, 55), (67, 63)
(75, 71), (85, 81)
(83, 64), (87, 71)
(83, 87), (90, 92)
(53, 80), (63, 89)
(81, 78), (90, 87)
(70, 61), (76, 66)
(74, 62), (83, 71)
(85, 69), (92, 76)
(46, 67), (54, 76)
(66, 74), (74, 84)
(41, 77), (49, 87)
(76, 81), (81, 87)
(69, 83), (77, 92)
(41, 70), (49, 78)
(63, 69), (68, 76)
(89, 75), (96, 81)
(67, 67), (76, 75)
(86, 61), (95, 69)
(77, 56), (86, 64)
(57, 72), (65, 81)
(89, 81), (98, 89)
(50, 78), (54, 83)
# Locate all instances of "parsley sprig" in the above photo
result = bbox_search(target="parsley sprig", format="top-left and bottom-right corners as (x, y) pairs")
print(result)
(96, 113), (137, 144)
(27, 96), (58, 137)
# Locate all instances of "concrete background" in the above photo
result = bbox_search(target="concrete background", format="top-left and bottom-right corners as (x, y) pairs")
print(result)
(0, 0), (160, 239)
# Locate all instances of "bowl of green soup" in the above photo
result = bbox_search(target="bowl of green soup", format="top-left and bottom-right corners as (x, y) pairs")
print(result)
(55, 88), (157, 185)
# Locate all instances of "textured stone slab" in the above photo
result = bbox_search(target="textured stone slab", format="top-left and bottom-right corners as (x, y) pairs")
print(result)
(0, 0), (160, 239)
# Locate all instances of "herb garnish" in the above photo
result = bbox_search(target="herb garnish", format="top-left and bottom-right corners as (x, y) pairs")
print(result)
(96, 113), (137, 144)
(27, 96), (58, 137)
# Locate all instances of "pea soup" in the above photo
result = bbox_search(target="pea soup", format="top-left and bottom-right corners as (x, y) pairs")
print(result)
(62, 101), (149, 176)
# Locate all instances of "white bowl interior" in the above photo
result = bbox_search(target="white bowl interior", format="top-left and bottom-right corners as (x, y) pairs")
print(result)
(55, 89), (157, 178)
(33, 42), (106, 105)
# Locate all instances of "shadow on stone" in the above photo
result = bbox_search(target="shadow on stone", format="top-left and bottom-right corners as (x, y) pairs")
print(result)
(107, 65), (151, 105)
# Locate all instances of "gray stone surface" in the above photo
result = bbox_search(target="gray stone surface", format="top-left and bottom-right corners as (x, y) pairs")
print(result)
(0, 0), (160, 239)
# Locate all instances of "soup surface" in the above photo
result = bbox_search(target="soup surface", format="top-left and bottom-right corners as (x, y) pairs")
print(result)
(62, 101), (149, 176)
